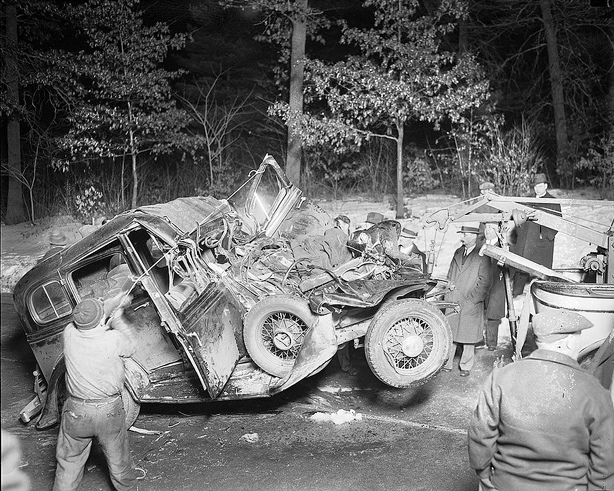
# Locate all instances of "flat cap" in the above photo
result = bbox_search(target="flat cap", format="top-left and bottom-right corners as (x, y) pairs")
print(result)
(366, 212), (384, 224)
(532, 310), (593, 343)
(479, 181), (495, 191)
(532, 173), (548, 186)
(73, 298), (104, 330)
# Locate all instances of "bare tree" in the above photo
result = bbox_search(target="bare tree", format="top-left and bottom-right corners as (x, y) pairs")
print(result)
(179, 73), (253, 186)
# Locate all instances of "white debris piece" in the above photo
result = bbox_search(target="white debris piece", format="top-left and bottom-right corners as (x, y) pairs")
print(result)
(310, 409), (363, 425)
(239, 433), (259, 443)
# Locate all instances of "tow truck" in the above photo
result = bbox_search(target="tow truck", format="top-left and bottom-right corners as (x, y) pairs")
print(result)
(426, 191), (614, 363)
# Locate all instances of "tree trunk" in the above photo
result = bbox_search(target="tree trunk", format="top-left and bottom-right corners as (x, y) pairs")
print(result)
(539, 0), (569, 184)
(4, 2), (26, 224)
(129, 128), (138, 209)
(286, 0), (307, 187)
(396, 121), (404, 219)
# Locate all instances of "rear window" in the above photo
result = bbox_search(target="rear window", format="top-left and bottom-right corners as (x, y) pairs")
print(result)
(30, 281), (72, 325)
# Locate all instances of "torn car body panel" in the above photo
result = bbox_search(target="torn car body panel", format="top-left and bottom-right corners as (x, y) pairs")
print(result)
(14, 154), (454, 429)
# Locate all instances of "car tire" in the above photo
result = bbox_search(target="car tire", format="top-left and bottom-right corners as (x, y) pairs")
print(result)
(365, 299), (452, 388)
(243, 295), (316, 378)
(121, 386), (140, 429)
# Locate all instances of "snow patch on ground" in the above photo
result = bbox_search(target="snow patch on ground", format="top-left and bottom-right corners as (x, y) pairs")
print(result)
(2, 192), (612, 293)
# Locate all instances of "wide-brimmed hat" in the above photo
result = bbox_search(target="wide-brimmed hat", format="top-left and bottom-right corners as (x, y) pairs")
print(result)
(532, 173), (548, 186)
(457, 225), (480, 234)
(532, 310), (593, 343)
(479, 181), (495, 191)
(366, 212), (384, 224)
(73, 298), (104, 330)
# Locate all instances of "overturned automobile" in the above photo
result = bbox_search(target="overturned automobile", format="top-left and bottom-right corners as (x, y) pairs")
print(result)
(14, 155), (454, 429)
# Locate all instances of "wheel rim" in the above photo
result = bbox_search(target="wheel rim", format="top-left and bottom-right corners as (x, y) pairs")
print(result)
(382, 315), (434, 371)
(262, 312), (306, 361)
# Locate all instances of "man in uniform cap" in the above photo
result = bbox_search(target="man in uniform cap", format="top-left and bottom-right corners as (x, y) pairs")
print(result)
(468, 310), (614, 491)
(53, 294), (138, 491)
(443, 223), (492, 376)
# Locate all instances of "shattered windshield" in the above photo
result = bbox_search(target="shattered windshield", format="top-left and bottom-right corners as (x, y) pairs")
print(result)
(228, 159), (286, 234)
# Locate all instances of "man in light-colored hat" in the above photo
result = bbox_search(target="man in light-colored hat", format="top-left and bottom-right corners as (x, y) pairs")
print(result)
(510, 172), (561, 295)
(468, 310), (614, 491)
(443, 223), (492, 376)
(53, 295), (138, 491)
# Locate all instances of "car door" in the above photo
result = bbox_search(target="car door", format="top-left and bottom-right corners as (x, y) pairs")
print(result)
(122, 226), (241, 399)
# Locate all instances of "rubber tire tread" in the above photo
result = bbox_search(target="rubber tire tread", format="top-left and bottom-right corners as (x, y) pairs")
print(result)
(365, 299), (452, 388)
(243, 295), (315, 378)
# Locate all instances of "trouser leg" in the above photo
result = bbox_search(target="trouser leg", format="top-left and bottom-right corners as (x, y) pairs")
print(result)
(53, 402), (93, 491)
(486, 319), (500, 348)
(459, 344), (475, 371)
(96, 399), (136, 491)
(444, 341), (458, 370)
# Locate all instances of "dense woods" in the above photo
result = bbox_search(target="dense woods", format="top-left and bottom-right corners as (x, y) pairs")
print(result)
(1, 0), (612, 223)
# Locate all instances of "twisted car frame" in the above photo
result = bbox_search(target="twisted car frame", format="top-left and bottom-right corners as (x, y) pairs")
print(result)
(14, 155), (454, 429)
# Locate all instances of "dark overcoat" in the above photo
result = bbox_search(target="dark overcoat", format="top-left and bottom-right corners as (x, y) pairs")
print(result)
(485, 262), (506, 320)
(445, 245), (492, 343)
(511, 191), (561, 269)
(468, 349), (614, 491)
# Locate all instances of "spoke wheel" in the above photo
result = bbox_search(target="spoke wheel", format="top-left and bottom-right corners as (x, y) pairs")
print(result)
(365, 299), (452, 388)
(244, 295), (315, 377)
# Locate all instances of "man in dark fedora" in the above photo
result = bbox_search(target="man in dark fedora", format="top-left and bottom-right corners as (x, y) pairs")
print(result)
(53, 295), (138, 491)
(443, 223), (492, 376)
(510, 172), (561, 295)
(468, 310), (614, 491)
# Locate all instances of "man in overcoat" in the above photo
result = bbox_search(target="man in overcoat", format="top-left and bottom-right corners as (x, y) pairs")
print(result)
(476, 181), (507, 350)
(468, 310), (614, 491)
(511, 172), (561, 295)
(443, 224), (492, 376)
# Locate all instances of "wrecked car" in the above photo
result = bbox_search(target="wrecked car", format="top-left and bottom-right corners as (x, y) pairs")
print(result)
(13, 155), (454, 429)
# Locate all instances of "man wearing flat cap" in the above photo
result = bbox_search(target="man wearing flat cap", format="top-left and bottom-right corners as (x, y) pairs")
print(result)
(510, 172), (562, 295)
(53, 294), (138, 491)
(468, 310), (614, 491)
(443, 223), (492, 376)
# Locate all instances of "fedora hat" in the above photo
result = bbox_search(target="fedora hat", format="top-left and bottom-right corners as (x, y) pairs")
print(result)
(366, 212), (384, 225)
(532, 173), (548, 186)
(400, 227), (418, 239)
(49, 230), (67, 246)
(457, 225), (480, 234)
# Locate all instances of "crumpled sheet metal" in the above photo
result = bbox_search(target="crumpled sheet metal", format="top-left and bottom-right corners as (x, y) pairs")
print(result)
(309, 278), (426, 312)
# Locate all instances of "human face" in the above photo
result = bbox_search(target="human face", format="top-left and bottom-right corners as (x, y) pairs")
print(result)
(460, 232), (477, 248)
(534, 182), (547, 197)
